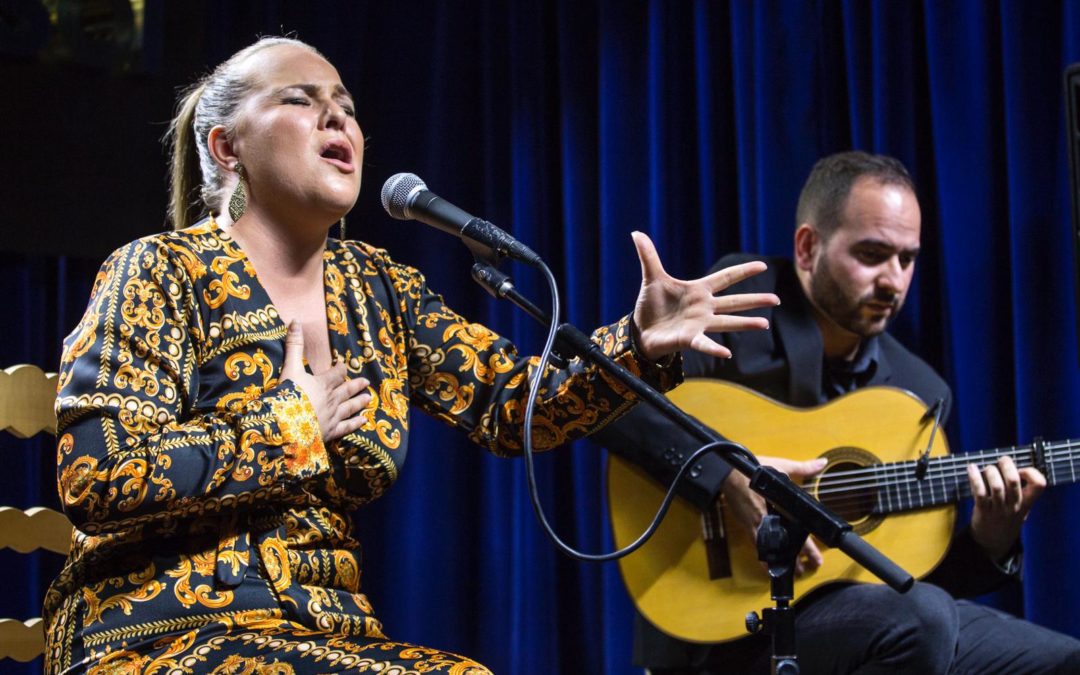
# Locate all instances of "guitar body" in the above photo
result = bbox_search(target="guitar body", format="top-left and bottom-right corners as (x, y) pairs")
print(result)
(607, 379), (954, 644)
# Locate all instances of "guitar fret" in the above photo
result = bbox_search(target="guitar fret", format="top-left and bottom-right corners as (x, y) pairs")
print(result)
(877, 465), (888, 513)
(925, 465), (935, 505)
(874, 464), (886, 514)
(882, 465), (894, 513)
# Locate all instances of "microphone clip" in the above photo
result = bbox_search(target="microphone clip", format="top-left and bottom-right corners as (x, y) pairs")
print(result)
(470, 259), (571, 369)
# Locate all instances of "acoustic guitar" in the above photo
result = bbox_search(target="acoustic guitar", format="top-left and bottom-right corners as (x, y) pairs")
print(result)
(607, 379), (1078, 644)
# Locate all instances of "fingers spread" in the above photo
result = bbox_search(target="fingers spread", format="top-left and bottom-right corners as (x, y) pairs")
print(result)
(704, 261), (768, 292)
(631, 231), (665, 285)
(713, 293), (781, 314)
(705, 315), (770, 334)
(688, 333), (732, 360)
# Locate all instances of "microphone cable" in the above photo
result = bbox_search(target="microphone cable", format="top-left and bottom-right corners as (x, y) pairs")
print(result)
(381, 171), (761, 561)
(518, 258), (759, 562)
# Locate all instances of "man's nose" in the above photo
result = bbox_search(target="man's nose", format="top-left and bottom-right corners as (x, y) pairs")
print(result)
(877, 258), (905, 293)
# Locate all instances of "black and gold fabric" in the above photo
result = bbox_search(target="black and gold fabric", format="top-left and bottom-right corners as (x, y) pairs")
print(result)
(45, 218), (681, 673)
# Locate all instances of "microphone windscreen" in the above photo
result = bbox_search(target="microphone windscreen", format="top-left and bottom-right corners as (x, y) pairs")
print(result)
(381, 173), (426, 220)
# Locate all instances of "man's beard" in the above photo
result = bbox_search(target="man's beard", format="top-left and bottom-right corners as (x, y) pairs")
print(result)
(809, 258), (902, 338)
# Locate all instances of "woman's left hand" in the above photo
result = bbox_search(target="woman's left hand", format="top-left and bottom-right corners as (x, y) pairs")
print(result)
(630, 231), (780, 362)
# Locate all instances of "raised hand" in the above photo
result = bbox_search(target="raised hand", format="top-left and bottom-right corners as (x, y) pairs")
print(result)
(630, 232), (780, 362)
(281, 321), (371, 442)
(967, 456), (1046, 562)
(721, 456), (828, 575)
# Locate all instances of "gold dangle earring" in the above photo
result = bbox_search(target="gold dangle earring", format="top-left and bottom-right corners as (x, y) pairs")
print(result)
(228, 163), (247, 222)
(338, 217), (347, 241)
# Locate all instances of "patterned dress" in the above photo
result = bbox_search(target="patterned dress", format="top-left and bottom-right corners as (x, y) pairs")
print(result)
(44, 218), (681, 674)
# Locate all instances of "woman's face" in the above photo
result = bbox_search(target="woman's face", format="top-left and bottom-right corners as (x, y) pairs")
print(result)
(231, 44), (363, 226)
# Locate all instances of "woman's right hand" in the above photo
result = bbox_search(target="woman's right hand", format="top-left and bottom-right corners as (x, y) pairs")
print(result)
(282, 321), (371, 442)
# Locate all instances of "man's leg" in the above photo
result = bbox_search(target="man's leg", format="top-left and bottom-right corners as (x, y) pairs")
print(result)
(952, 600), (1080, 675)
(648, 582), (959, 675)
(793, 582), (959, 675)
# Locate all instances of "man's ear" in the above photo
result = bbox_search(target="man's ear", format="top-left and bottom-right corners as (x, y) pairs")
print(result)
(794, 223), (819, 271)
(208, 125), (238, 172)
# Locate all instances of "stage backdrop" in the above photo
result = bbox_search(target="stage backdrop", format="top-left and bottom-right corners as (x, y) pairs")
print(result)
(3, 1), (1080, 673)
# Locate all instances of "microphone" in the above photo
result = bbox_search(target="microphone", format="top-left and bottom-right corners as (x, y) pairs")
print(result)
(380, 173), (542, 265)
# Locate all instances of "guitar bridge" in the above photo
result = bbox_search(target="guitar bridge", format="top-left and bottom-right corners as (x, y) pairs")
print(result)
(702, 500), (732, 579)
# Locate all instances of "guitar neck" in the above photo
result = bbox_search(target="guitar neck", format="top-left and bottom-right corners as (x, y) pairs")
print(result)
(820, 438), (1080, 515)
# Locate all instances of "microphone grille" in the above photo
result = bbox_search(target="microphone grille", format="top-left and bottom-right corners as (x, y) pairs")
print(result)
(380, 172), (426, 220)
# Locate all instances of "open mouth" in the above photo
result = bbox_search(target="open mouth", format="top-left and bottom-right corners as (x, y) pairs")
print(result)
(319, 141), (354, 170)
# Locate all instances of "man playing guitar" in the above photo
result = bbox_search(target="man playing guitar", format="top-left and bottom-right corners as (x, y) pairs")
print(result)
(596, 152), (1080, 674)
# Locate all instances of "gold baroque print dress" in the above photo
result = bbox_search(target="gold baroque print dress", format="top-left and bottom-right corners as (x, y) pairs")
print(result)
(44, 218), (682, 674)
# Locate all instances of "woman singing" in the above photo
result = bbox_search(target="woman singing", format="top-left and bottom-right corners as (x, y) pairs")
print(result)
(44, 37), (777, 673)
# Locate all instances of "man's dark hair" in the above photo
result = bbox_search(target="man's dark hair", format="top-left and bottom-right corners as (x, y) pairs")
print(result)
(795, 151), (915, 239)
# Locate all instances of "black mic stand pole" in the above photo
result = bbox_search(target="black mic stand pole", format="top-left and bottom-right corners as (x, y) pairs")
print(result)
(471, 261), (914, 674)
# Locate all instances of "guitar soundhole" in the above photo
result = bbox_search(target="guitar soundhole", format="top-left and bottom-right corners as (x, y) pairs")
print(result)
(811, 448), (884, 535)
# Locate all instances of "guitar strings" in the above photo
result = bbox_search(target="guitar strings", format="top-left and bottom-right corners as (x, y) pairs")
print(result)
(816, 451), (1059, 495)
(802, 440), (1080, 514)
(810, 439), (1079, 487)
(810, 459), (1080, 515)
(816, 446), (1080, 493)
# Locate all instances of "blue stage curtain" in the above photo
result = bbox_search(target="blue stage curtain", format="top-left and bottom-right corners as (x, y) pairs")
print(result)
(3, 2), (1080, 673)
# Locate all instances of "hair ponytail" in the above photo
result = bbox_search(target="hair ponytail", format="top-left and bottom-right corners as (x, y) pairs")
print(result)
(166, 81), (208, 230)
(162, 37), (321, 230)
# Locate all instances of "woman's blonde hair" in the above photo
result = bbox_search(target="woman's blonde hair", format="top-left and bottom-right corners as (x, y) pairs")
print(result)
(165, 37), (323, 229)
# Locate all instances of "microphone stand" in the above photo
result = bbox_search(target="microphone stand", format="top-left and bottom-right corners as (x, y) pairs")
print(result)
(471, 260), (914, 674)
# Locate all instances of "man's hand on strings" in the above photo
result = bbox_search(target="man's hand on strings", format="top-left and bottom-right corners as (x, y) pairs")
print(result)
(968, 456), (1045, 563)
(630, 232), (780, 362)
(721, 456), (829, 576)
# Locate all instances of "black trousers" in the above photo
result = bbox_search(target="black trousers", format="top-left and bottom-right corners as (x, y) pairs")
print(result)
(645, 582), (1080, 675)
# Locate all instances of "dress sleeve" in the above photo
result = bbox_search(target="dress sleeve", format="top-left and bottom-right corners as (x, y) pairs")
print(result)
(589, 345), (735, 511)
(55, 238), (330, 535)
(381, 255), (683, 457)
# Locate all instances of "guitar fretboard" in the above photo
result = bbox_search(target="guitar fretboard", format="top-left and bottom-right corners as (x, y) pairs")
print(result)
(814, 439), (1080, 515)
